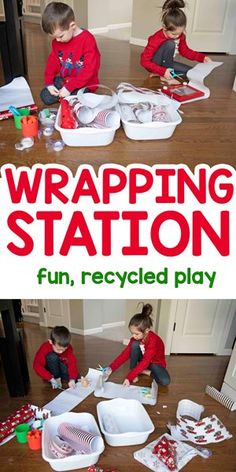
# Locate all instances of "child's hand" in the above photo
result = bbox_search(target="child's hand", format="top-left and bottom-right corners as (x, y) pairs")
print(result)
(68, 379), (76, 389)
(163, 69), (180, 85)
(123, 379), (130, 387)
(59, 86), (70, 98)
(47, 85), (59, 96)
(50, 378), (61, 389)
(204, 56), (212, 63)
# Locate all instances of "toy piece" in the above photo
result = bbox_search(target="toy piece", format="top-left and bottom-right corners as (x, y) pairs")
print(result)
(81, 376), (89, 388)
(27, 429), (42, 450)
(15, 137), (34, 151)
(21, 115), (39, 137)
(161, 83), (205, 102)
(152, 436), (177, 471)
(46, 139), (65, 152)
(60, 99), (77, 129)
(8, 105), (21, 116)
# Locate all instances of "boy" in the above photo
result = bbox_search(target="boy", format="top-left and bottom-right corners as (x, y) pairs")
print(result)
(33, 325), (79, 389)
(40, 2), (101, 104)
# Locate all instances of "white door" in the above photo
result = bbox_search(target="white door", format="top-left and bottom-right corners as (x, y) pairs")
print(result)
(221, 343), (236, 401)
(186, 0), (236, 52)
(43, 300), (70, 328)
(170, 300), (235, 354)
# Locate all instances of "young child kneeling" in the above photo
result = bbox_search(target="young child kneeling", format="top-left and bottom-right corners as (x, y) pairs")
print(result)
(33, 325), (79, 389)
(141, 0), (211, 84)
(40, 1), (101, 104)
(106, 304), (170, 387)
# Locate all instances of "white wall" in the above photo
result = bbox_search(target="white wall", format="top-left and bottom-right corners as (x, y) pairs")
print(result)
(108, 0), (133, 25)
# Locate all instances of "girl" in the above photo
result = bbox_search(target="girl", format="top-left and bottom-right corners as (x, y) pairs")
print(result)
(107, 304), (170, 387)
(141, 0), (211, 84)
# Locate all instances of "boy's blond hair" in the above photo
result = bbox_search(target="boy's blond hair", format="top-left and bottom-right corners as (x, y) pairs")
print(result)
(42, 1), (75, 34)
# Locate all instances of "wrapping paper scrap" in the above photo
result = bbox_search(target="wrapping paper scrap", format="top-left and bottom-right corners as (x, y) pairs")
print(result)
(169, 399), (232, 444)
(134, 433), (198, 471)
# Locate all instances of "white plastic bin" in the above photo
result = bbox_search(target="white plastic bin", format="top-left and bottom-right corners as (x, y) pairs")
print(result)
(119, 103), (182, 140)
(97, 398), (154, 447)
(42, 412), (104, 471)
(55, 91), (120, 146)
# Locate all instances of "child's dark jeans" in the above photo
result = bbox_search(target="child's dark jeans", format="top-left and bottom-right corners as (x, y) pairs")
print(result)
(130, 340), (171, 386)
(152, 40), (191, 76)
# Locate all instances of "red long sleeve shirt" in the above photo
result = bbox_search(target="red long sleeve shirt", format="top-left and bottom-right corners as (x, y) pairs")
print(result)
(141, 29), (206, 77)
(44, 29), (100, 92)
(109, 331), (166, 382)
(33, 341), (79, 381)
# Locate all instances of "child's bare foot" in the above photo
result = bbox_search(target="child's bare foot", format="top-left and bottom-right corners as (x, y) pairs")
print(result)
(142, 369), (151, 376)
(133, 376), (139, 383)
(161, 76), (180, 85)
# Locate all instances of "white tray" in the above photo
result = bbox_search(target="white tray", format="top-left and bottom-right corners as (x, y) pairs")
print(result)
(42, 412), (104, 471)
(97, 398), (154, 446)
(55, 96), (120, 147)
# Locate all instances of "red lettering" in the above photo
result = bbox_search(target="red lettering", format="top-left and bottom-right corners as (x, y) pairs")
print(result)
(60, 211), (96, 256)
(155, 169), (176, 203)
(177, 168), (206, 203)
(151, 211), (189, 256)
(72, 169), (100, 203)
(94, 211), (119, 255)
(103, 168), (127, 203)
(5, 168), (42, 203)
(7, 211), (34, 255)
(129, 168), (153, 203)
(209, 169), (233, 204)
(45, 169), (69, 204)
(122, 211), (148, 255)
(36, 211), (62, 256)
(193, 211), (229, 256)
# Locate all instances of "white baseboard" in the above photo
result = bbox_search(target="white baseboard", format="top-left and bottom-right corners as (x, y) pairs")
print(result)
(91, 22), (131, 35)
(90, 27), (109, 34)
(108, 22), (131, 30)
(22, 314), (39, 324)
(102, 321), (125, 329)
(130, 37), (147, 47)
(70, 327), (103, 336)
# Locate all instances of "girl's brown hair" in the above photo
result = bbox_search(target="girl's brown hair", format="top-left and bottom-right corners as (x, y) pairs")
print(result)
(128, 303), (153, 332)
(41, 2), (75, 34)
(162, 0), (187, 31)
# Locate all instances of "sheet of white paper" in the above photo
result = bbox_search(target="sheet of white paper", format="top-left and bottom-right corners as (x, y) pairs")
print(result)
(43, 368), (101, 415)
(0, 77), (35, 112)
(94, 378), (158, 405)
(185, 61), (223, 102)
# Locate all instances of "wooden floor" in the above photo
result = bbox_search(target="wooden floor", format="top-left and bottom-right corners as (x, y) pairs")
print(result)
(0, 23), (236, 172)
(0, 323), (235, 471)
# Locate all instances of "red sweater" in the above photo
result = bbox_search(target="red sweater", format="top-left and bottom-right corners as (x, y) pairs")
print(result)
(44, 29), (100, 92)
(141, 29), (206, 77)
(33, 341), (79, 381)
(109, 331), (166, 382)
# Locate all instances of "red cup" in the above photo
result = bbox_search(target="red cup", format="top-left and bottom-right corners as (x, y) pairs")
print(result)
(27, 429), (42, 450)
(21, 116), (39, 137)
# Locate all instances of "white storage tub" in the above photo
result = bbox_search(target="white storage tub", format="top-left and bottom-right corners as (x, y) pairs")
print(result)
(119, 103), (182, 140)
(42, 412), (104, 471)
(55, 95), (120, 147)
(97, 398), (154, 447)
